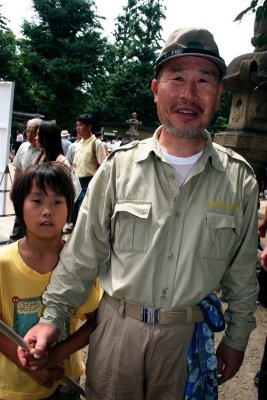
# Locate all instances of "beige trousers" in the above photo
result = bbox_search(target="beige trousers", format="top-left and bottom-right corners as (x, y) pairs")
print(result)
(85, 297), (195, 400)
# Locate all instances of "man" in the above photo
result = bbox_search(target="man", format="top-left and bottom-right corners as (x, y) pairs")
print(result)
(256, 215), (267, 399)
(60, 129), (71, 155)
(9, 118), (42, 242)
(19, 28), (259, 399)
(71, 113), (106, 225)
(66, 131), (82, 166)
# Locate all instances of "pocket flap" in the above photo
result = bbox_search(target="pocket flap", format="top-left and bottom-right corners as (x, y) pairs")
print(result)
(112, 202), (151, 219)
(206, 211), (239, 232)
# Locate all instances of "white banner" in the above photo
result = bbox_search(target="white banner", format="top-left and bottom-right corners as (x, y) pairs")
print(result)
(0, 81), (15, 215)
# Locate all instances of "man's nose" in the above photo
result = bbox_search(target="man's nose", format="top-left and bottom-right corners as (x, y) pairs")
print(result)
(180, 80), (198, 100)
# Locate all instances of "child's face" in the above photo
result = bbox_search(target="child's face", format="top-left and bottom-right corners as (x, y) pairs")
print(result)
(23, 180), (68, 239)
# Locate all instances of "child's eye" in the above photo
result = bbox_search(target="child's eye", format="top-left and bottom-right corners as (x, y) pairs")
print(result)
(55, 200), (64, 205)
(32, 199), (40, 204)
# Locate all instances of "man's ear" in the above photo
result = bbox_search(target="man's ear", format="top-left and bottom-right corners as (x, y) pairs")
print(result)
(151, 79), (158, 103)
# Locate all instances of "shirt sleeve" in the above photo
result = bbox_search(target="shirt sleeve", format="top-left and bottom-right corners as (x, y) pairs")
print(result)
(74, 280), (104, 320)
(96, 140), (107, 164)
(221, 175), (259, 351)
(12, 147), (23, 169)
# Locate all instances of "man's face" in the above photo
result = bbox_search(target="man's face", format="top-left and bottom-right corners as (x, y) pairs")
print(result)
(26, 122), (38, 147)
(151, 56), (223, 138)
(76, 121), (91, 139)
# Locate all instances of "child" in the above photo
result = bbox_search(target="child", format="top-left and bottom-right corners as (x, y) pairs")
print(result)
(0, 162), (102, 400)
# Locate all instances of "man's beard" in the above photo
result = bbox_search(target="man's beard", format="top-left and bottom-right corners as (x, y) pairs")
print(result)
(164, 122), (207, 139)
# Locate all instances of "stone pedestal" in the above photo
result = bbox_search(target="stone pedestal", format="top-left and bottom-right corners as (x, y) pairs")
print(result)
(214, 17), (267, 191)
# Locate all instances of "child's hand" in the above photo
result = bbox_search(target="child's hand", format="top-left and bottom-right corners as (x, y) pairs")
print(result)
(26, 346), (63, 370)
(26, 364), (65, 387)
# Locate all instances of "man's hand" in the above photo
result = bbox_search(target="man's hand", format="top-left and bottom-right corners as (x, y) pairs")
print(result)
(216, 341), (244, 384)
(17, 323), (60, 368)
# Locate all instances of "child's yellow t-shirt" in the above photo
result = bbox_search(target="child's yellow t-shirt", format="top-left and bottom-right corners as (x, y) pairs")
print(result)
(0, 241), (102, 400)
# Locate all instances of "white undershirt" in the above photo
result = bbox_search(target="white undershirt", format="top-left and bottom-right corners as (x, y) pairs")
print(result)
(162, 150), (203, 187)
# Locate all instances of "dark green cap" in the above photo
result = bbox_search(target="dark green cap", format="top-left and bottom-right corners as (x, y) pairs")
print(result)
(156, 27), (226, 77)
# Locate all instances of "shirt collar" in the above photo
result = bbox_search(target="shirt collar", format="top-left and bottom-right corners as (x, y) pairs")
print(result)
(135, 126), (226, 172)
(135, 126), (164, 163)
(81, 134), (95, 144)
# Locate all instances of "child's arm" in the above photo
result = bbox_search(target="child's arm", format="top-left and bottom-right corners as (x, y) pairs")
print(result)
(0, 331), (64, 387)
(28, 311), (96, 369)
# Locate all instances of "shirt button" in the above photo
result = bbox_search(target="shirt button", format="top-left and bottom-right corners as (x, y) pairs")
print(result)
(169, 173), (175, 179)
(160, 288), (168, 297)
(168, 253), (174, 260)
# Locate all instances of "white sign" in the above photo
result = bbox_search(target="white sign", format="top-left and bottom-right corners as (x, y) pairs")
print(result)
(0, 81), (15, 215)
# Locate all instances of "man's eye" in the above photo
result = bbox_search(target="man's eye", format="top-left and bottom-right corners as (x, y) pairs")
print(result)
(198, 78), (209, 83)
(173, 76), (183, 81)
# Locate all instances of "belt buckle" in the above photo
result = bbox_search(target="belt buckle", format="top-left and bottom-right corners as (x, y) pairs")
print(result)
(141, 307), (159, 324)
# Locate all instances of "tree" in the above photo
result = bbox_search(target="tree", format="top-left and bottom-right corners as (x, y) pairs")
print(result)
(0, 5), (8, 30)
(89, 0), (165, 127)
(235, 0), (267, 47)
(18, 0), (107, 129)
(209, 91), (232, 134)
(0, 29), (17, 80)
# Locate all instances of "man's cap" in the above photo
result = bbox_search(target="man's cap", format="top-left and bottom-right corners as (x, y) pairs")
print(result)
(61, 130), (69, 138)
(155, 27), (226, 78)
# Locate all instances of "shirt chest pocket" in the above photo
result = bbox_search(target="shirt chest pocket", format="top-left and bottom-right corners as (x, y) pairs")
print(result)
(111, 202), (151, 253)
(200, 212), (241, 260)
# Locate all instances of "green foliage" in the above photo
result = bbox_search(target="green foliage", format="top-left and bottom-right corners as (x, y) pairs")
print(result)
(0, 5), (8, 30)
(89, 0), (165, 127)
(209, 91), (232, 133)
(234, 0), (267, 23)
(0, 29), (16, 80)
(234, 1), (267, 48)
(18, 0), (106, 129)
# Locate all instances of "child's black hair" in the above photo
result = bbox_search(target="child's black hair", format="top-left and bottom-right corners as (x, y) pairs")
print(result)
(11, 162), (75, 229)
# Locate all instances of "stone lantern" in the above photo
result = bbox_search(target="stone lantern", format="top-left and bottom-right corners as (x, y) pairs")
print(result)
(126, 112), (142, 141)
(214, 16), (267, 191)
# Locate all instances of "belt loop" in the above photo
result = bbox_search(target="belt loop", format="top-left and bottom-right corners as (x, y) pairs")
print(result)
(118, 300), (125, 318)
(186, 307), (193, 324)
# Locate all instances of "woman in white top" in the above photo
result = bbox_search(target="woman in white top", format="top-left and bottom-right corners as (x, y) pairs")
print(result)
(35, 121), (70, 168)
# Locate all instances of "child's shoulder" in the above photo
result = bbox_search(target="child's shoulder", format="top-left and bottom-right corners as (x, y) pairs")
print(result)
(0, 242), (19, 261)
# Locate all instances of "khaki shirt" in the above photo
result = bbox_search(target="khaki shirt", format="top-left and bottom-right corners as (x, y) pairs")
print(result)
(73, 135), (106, 177)
(42, 127), (259, 351)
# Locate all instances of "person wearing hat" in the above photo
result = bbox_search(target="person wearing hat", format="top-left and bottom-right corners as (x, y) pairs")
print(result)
(61, 129), (71, 155)
(19, 28), (258, 399)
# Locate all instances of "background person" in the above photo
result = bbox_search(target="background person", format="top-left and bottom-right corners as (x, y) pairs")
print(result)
(35, 121), (69, 167)
(71, 113), (106, 227)
(255, 211), (267, 399)
(9, 118), (42, 243)
(14, 129), (24, 154)
(18, 28), (259, 400)
(61, 129), (71, 155)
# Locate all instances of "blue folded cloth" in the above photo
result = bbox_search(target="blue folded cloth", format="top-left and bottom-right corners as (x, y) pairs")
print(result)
(185, 293), (225, 400)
